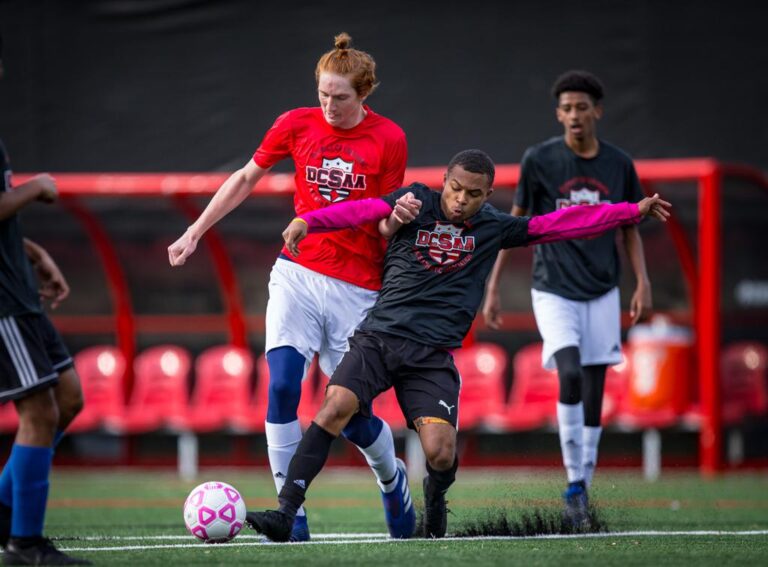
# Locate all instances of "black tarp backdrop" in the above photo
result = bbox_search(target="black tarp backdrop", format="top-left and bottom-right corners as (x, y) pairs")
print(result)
(0, 0), (766, 173)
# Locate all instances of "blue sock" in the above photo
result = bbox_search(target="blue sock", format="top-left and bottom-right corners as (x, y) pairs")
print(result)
(10, 444), (53, 537)
(0, 430), (63, 507)
(342, 413), (384, 448)
(266, 347), (307, 424)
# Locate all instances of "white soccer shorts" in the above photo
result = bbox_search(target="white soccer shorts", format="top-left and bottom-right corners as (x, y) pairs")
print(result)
(531, 287), (622, 370)
(265, 258), (378, 377)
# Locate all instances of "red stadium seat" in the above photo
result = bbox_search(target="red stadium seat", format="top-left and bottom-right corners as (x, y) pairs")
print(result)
(68, 346), (127, 433)
(488, 342), (631, 432)
(454, 343), (508, 430)
(248, 353), (321, 432)
(187, 345), (254, 433)
(720, 342), (768, 424)
(122, 345), (192, 433)
(486, 342), (557, 431)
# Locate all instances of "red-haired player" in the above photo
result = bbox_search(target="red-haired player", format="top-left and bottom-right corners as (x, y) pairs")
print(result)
(168, 33), (414, 541)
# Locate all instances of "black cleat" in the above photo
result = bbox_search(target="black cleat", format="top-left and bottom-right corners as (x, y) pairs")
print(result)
(245, 510), (294, 543)
(3, 537), (92, 565)
(422, 477), (448, 538)
(0, 504), (10, 549)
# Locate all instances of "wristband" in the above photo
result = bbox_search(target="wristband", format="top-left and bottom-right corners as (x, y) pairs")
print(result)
(291, 217), (308, 226)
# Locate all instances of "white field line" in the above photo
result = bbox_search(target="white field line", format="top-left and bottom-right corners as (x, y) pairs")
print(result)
(64, 533), (389, 541)
(59, 530), (768, 553)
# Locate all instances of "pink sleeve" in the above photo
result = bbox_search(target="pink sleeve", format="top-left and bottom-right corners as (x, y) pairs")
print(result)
(299, 198), (393, 232)
(528, 202), (641, 244)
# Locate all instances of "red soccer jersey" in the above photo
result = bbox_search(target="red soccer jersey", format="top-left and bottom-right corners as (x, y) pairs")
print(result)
(253, 106), (407, 290)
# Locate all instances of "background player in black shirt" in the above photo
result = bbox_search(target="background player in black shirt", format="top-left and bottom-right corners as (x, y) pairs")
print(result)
(245, 149), (670, 541)
(0, 36), (90, 565)
(482, 70), (652, 526)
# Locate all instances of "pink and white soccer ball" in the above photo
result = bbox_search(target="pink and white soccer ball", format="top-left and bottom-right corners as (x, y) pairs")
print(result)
(183, 481), (247, 543)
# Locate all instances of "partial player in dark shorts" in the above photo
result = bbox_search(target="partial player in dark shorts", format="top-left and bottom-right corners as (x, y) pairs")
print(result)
(331, 330), (460, 430)
(0, 42), (90, 563)
(0, 314), (73, 403)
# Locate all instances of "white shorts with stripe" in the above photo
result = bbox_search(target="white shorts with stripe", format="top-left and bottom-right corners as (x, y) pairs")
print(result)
(265, 258), (378, 377)
(531, 287), (622, 370)
(0, 313), (72, 402)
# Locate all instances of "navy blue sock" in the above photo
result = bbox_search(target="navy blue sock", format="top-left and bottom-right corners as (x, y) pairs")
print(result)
(0, 430), (63, 507)
(266, 347), (307, 424)
(342, 413), (384, 448)
(10, 444), (53, 537)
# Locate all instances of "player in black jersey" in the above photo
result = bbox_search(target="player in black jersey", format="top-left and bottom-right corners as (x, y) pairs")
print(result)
(483, 70), (652, 526)
(0, 37), (91, 565)
(244, 149), (670, 541)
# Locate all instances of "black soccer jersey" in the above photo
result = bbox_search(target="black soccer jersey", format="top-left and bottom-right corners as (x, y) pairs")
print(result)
(360, 184), (530, 348)
(0, 139), (42, 317)
(514, 136), (644, 300)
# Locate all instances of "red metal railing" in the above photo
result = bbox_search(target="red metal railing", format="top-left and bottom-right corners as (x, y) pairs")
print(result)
(15, 159), (768, 474)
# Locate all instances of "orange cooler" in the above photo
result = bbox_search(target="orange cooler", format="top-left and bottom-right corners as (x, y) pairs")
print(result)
(627, 316), (694, 413)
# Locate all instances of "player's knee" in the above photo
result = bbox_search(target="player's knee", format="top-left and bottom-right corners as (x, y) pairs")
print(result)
(558, 367), (582, 403)
(268, 377), (302, 404)
(18, 397), (60, 435)
(422, 435), (456, 471)
(266, 375), (302, 421)
(57, 372), (85, 426)
(425, 446), (456, 471)
(316, 388), (357, 431)
(59, 393), (84, 427)
(266, 347), (306, 421)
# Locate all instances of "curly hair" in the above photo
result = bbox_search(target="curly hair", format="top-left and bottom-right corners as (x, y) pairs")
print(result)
(551, 70), (604, 104)
(447, 149), (495, 185)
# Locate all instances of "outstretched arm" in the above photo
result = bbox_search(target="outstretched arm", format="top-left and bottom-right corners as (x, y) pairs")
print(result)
(168, 159), (269, 266)
(527, 194), (671, 244)
(282, 198), (392, 257)
(282, 195), (420, 257)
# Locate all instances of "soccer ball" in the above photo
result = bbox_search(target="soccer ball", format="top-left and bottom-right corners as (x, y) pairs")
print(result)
(183, 481), (247, 543)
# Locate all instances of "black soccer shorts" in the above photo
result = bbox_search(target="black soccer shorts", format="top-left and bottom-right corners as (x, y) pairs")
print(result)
(0, 313), (72, 403)
(329, 329), (461, 430)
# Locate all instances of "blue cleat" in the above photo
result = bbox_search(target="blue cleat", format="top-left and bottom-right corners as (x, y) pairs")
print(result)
(249, 511), (310, 543)
(562, 480), (590, 529)
(289, 514), (311, 542)
(381, 458), (416, 539)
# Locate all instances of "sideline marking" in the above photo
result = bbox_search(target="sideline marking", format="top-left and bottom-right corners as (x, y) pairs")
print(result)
(60, 530), (768, 552)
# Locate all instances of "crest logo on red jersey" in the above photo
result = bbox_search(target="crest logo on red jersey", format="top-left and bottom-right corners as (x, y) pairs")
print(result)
(305, 157), (367, 202)
(415, 223), (475, 269)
